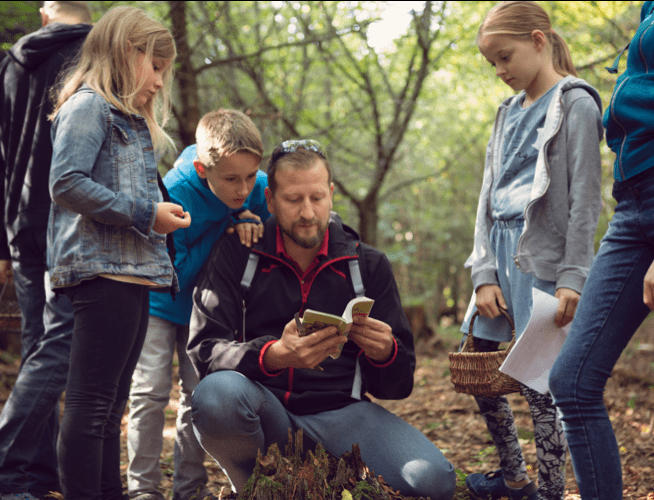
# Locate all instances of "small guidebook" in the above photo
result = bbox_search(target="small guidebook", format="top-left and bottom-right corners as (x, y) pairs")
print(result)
(300, 296), (375, 359)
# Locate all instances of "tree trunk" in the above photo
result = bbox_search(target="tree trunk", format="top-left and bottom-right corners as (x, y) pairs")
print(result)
(358, 197), (379, 247)
(169, 1), (199, 148)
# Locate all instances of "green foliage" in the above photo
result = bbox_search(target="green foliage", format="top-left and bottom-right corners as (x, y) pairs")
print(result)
(36, 1), (641, 325)
(0, 1), (41, 51)
(455, 468), (467, 487)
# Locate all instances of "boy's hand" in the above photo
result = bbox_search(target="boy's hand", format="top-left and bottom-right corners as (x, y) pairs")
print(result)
(554, 287), (579, 328)
(226, 209), (264, 247)
(153, 202), (191, 234)
(232, 221), (263, 247)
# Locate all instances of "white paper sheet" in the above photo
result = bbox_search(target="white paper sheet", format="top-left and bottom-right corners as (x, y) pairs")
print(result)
(499, 288), (570, 394)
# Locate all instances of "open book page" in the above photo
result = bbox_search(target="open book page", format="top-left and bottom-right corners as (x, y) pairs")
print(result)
(301, 296), (374, 358)
(499, 287), (570, 394)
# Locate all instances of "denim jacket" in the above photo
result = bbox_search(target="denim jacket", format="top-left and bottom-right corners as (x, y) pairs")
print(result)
(47, 86), (175, 289)
(465, 77), (603, 294)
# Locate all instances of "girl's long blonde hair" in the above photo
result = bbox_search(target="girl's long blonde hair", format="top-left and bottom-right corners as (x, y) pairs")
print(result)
(50, 6), (177, 152)
(478, 1), (577, 78)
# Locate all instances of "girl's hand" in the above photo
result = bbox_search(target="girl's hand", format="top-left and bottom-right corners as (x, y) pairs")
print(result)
(554, 287), (580, 328)
(0, 260), (12, 285)
(644, 260), (654, 310)
(476, 284), (507, 319)
(226, 209), (264, 248)
(153, 202), (191, 234)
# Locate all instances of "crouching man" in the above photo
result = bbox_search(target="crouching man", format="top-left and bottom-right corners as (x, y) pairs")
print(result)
(187, 139), (456, 500)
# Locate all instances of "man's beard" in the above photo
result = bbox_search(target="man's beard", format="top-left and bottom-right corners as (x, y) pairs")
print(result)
(280, 217), (328, 249)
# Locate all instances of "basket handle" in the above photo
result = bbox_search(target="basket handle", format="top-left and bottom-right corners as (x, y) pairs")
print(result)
(463, 308), (515, 353)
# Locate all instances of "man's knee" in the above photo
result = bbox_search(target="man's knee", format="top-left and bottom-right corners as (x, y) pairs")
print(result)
(191, 371), (249, 434)
(400, 457), (456, 500)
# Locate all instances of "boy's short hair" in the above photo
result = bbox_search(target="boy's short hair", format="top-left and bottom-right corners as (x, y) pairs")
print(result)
(195, 109), (263, 170)
(42, 1), (92, 24)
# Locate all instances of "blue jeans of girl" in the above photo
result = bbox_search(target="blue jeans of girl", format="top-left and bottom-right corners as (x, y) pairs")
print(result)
(550, 167), (654, 500)
(191, 371), (457, 500)
(58, 277), (150, 500)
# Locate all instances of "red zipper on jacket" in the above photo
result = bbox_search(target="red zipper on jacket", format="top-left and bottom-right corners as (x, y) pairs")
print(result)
(253, 249), (359, 405)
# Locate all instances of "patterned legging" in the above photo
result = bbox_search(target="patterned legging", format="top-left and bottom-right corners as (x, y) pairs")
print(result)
(475, 385), (566, 500)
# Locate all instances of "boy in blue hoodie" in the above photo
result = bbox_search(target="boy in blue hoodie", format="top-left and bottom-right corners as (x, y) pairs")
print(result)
(126, 109), (270, 500)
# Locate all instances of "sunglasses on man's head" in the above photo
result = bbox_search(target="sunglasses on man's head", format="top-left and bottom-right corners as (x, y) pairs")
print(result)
(269, 139), (327, 167)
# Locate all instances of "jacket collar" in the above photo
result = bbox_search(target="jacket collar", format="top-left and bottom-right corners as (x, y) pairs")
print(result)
(76, 84), (146, 120)
(498, 75), (602, 115)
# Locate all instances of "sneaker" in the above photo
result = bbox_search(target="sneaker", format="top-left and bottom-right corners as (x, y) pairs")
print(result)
(0, 495), (39, 500)
(465, 469), (538, 500)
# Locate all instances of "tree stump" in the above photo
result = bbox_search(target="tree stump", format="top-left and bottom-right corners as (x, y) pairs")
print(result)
(231, 429), (432, 500)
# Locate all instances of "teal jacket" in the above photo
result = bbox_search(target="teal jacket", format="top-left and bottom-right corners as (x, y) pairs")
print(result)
(149, 144), (270, 325)
(604, 0), (654, 181)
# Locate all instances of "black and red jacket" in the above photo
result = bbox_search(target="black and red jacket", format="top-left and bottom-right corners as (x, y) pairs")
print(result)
(188, 212), (416, 415)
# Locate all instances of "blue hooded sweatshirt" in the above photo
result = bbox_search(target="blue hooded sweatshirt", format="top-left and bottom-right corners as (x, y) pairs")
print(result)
(149, 144), (270, 325)
(604, 0), (654, 181)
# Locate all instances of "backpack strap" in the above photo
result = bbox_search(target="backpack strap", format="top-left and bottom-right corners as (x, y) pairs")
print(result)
(348, 258), (365, 298)
(605, 43), (630, 74)
(239, 252), (260, 342)
(348, 254), (365, 400)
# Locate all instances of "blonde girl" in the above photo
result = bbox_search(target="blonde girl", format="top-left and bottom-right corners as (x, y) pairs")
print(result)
(48, 6), (190, 499)
(461, 2), (603, 499)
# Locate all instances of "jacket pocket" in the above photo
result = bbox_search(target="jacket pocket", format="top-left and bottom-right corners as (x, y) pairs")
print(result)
(110, 120), (138, 164)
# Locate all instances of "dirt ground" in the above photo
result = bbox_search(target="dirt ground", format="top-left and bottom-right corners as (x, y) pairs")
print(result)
(1, 318), (654, 500)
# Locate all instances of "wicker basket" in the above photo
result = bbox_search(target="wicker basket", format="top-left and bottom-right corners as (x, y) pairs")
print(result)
(449, 309), (521, 397)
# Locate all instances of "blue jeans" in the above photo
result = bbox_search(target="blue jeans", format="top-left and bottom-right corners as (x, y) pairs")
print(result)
(58, 277), (150, 500)
(191, 371), (456, 500)
(127, 315), (208, 500)
(0, 228), (74, 496)
(550, 167), (654, 500)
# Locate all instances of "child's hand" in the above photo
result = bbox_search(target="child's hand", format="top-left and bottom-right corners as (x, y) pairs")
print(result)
(0, 259), (12, 285)
(554, 287), (579, 328)
(226, 209), (264, 247)
(644, 260), (654, 310)
(476, 284), (507, 319)
(153, 202), (191, 234)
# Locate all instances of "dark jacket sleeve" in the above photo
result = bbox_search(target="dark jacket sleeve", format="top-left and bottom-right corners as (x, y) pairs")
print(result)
(356, 243), (416, 400)
(0, 57), (11, 260)
(187, 233), (277, 380)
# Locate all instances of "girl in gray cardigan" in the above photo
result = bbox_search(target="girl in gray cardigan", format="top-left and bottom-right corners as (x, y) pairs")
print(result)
(460, 2), (603, 500)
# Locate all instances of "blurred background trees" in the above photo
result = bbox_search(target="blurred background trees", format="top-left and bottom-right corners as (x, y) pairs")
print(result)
(1, 1), (641, 331)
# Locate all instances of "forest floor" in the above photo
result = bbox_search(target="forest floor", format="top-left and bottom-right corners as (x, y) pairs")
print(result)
(1, 318), (654, 500)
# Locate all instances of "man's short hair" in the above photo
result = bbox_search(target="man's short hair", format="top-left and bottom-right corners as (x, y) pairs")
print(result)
(195, 109), (264, 170)
(267, 140), (332, 194)
(42, 1), (92, 24)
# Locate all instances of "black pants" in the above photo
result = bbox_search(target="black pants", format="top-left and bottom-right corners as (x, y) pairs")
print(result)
(58, 277), (150, 500)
